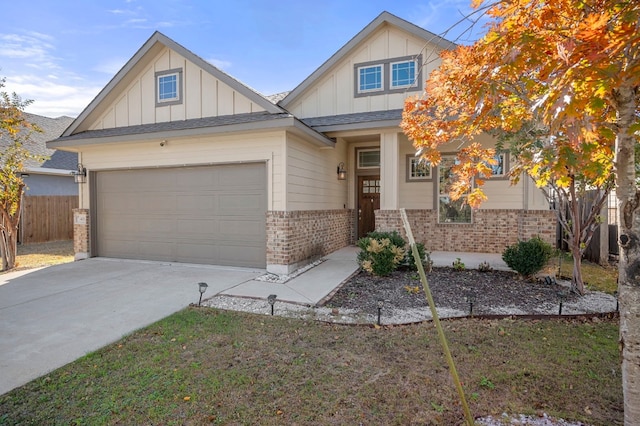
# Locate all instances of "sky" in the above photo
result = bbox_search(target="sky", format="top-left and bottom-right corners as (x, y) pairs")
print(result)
(0, 0), (490, 118)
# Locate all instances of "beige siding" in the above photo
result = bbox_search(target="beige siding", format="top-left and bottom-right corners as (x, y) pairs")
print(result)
(288, 24), (443, 118)
(286, 134), (348, 210)
(78, 131), (286, 211)
(89, 47), (265, 130)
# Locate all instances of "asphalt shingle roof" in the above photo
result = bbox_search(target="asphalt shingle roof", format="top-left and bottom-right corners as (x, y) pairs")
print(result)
(0, 113), (75, 169)
(301, 109), (403, 128)
(54, 112), (293, 143)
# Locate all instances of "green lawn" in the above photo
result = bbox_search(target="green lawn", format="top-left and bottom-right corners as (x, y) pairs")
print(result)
(0, 309), (622, 425)
(545, 252), (619, 294)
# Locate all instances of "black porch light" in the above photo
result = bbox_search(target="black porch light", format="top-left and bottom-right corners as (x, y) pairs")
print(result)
(268, 294), (277, 315)
(72, 163), (87, 184)
(337, 162), (347, 180)
(198, 282), (208, 307)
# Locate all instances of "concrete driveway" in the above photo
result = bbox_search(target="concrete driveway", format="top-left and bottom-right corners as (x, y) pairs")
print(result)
(0, 258), (262, 395)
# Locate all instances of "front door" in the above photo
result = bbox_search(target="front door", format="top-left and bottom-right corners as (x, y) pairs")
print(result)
(358, 175), (381, 239)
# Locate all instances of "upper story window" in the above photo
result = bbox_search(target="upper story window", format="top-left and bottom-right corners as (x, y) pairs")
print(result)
(358, 65), (383, 92)
(391, 60), (417, 88)
(155, 68), (183, 107)
(490, 152), (507, 177)
(354, 55), (422, 98)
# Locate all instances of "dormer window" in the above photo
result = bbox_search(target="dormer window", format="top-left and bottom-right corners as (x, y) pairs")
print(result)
(155, 68), (183, 106)
(354, 55), (422, 97)
(358, 65), (383, 92)
(391, 60), (417, 88)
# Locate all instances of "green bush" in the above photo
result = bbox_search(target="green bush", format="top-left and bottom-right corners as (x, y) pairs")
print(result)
(502, 237), (553, 277)
(357, 232), (405, 276)
(357, 231), (430, 275)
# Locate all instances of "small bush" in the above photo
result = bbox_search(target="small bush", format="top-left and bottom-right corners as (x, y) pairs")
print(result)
(478, 261), (493, 272)
(403, 242), (431, 271)
(357, 232), (405, 276)
(452, 258), (465, 271)
(502, 237), (553, 277)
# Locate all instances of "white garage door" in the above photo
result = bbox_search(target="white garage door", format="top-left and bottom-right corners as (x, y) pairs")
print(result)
(95, 163), (266, 268)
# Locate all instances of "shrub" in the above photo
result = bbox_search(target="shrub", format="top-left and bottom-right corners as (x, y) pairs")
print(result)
(502, 237), (553, 277)
(403, 242), (431, 271)
(357, 233), (405, 276)
(452, 258), (465, 271)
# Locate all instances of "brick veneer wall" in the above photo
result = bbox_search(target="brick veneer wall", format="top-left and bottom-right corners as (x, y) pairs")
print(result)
(266, 209), (354, 273)
(375, 209), (556, 253)
(73, 208), (90, 261)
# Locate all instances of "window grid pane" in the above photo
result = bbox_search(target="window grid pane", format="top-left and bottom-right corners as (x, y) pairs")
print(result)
(358, 150), (380, 168)
(392, 61), (415, 87)
(159, 75), (177, 100)
(410, 158), (430, 178)
(359, 66), (382, 91)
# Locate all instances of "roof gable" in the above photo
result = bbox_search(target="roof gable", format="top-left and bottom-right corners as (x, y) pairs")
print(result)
(280, 11), (455, 117)
(63, 32), (283, 137)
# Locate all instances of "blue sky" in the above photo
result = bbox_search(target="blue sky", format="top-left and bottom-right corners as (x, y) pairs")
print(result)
(1, 1), (488, 118)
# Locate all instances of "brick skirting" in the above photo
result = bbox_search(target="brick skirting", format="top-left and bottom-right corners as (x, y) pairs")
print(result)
(374, 209), (556, 253)
(266, 209), (354, 274)
(73, 208), (90, 261)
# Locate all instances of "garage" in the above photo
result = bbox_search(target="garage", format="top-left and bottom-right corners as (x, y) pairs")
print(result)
(94, 163), (266, 268)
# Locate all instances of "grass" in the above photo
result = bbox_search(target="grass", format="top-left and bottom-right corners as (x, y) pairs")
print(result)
(545, 251), (619, 294)
(0, 308), (622, 425)
(3, 240), (74, 273)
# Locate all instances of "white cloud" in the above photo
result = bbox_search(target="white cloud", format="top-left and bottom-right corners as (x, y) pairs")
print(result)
(92, 58), (128, 75)
(206, 58), (232, 70)
(4, 75), (102, 118)
(0, 32), (57, 63)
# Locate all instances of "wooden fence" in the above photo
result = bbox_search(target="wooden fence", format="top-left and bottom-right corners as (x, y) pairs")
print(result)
(20, 195), (78, 244)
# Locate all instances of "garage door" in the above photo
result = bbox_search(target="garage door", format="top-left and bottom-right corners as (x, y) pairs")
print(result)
(95, 163), (266, 268)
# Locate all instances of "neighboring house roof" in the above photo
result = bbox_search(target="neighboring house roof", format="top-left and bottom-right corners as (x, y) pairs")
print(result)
(0, 113), (75, 170)
(50, 112), (334, 148)
(279, 11), (456, 108)
(62, 31), (285, 138)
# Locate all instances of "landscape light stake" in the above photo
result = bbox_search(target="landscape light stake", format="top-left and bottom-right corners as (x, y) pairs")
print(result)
(400, 209), (474, 426)
(614, 291), (619, 312)
(268, 294), (277, 315)
(557, 291), (567, 315)
(198, 282), (208, 307)
(466, 292), (476, 316)
(376, 299), (384, 326)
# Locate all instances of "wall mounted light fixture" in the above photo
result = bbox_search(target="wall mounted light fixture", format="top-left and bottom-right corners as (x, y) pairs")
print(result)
(72, 163), (87, 184)
(337, 162), (347, 180)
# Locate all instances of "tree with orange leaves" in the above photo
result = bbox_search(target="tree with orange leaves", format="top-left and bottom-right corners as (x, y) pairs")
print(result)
(0, 77), (39, 271)
(402, 0), (639, 423)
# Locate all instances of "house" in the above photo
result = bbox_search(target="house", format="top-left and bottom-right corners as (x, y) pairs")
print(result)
(48, 11), (555, 272)
(0, 113), (78, 243)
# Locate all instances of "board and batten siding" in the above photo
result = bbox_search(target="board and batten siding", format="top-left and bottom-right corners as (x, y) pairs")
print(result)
(90, 47), (265, 131)
(287, 25), (443, 119)
(285, 133), (348, 211)
(77, 130), (286, 211)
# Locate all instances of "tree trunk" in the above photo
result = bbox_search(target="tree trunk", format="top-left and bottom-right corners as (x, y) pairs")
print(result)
(613, 83), (640, 426)
(571, 247), (585, 295)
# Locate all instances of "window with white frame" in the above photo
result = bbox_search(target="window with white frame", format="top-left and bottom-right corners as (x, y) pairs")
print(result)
(354, 55), (422, 97)
(358, 65), (383, 92)
(357, 149), (380, 169)
(155, 69), (183, 106)
(489, 152), (507, 177)
(391, 60), (417, 88)
(407, 155), (432, 181)
(438, 155), (472, 223)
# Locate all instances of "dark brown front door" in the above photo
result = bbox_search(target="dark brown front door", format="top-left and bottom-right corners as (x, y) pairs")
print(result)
(358, 175), (381, 239)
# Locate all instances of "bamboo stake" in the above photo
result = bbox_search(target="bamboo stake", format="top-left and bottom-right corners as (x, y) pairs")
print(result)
(400, 208), (474, 426)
